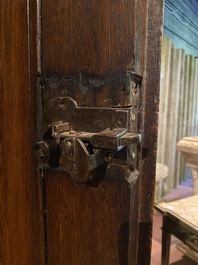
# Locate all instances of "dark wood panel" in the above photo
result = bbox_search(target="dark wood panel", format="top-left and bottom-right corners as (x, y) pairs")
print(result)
(41, 0), (163, 264)
(42, 1), (140, 264)
(0, 1), (44, 264)
(43, 0), (135, 75)
(46, 172), (139, 265)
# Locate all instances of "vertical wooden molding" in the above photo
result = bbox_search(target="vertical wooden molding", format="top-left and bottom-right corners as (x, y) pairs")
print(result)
(28, 0), (45, 263)
(137, 0), (164, 264)
(0, 1), (45, 264)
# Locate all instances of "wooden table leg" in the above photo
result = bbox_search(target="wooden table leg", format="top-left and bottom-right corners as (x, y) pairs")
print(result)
(161, 216), (171, 265)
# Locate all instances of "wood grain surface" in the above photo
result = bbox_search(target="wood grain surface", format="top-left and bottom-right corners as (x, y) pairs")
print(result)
(42, 1), (140, 264)
(42, 0), (135, 75)
(41, 0), (164, 264)
(136, 1), (164, 264)
(0, 1), (44, 265)
(46, 172), (139, 265)
(0, 0), (163, 264)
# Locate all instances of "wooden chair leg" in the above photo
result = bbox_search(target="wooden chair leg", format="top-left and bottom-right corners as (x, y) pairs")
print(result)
(161, 216), (171, 265)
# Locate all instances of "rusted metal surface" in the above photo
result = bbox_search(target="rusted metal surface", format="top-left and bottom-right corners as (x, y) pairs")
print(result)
(90, 129), (141, 150)
(35, 97), (141, 183)
(60, 138), (104, 182)
(42, 72), (142, 107)
(34, 141), (50, 164)
(42, 96), (130, 133)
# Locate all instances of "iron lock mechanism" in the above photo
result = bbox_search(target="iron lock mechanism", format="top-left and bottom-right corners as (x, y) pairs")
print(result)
(34, 97), (141, 183)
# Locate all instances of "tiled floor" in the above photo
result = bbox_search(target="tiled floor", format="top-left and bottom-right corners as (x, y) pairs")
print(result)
(151, 210), (198, 265)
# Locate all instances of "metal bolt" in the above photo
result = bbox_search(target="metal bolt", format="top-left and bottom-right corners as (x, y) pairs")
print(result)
(52, 132), (57, 138)
(105, 153), (115, 162)
(132, 152), (136, 159)
(69, 130), (76, 134)
(65, 141), (72, 150)
(131, 114), (136, 121)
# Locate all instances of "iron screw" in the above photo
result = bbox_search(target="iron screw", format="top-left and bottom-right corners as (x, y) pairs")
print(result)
(65, 141), (72, 150)
(131, 114), (136, 121)
(36, 148), (45, 160)
(105, 153), (115, 162)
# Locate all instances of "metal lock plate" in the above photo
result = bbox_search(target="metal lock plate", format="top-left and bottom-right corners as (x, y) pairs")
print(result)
(34, 97), (141, 182)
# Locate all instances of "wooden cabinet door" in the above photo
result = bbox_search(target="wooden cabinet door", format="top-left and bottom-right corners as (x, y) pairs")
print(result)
(41, 2), (139, 265)
(0, 1), (163, 265)
(38, 1), (163, 264)
(0, 1), (45, 265)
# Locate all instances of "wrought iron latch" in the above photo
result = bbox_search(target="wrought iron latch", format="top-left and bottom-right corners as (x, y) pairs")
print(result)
(34, 97), (141, 183)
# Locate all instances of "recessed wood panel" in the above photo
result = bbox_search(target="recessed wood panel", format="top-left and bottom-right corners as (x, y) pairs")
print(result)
(41, 0), (163, 264)
(46, 172), (139, 265)
(42, 1), (139, 265)
(42, 0), (135, 75)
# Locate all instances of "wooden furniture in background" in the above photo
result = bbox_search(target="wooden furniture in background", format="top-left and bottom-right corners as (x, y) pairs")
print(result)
(177, 137), (198, 195)
(155, 195), (198, 265)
